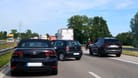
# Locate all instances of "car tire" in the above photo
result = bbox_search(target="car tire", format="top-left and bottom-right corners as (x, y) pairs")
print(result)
(89, 49), (93, 55)
(98, 49), (105, 57)
(75, 57), (81, 60)
(116, 53), (121, 57)
(52, 69), (58, 75)
(11, 71), (21, 76)
(59, 53), (65, 61)
(98, 51), (104, 57)
(11, 71), (16, 76)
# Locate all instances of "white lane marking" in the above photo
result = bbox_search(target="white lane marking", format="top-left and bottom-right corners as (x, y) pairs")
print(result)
(0, 72), (5, 78)
(0, 64), (10, 78)
(88, 72), (101, 78)
(110, 58), (138, 65)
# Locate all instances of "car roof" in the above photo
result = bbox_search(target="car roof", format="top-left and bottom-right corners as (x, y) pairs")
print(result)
(20, 39), (50, 42)
(99, 37), (117, 40)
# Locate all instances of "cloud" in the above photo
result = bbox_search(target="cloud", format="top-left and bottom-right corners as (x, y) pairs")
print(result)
(115, 0), (134, 9)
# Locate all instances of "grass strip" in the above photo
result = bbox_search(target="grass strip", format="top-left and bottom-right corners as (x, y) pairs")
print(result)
(0, 43), (17, 50)
(123, 50), (138, 57)
(0, 51), (12, 68)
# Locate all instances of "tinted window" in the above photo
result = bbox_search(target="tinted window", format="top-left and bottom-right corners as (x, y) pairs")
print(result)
(69, 41), (81, 46)
(104, 39), (120, 44)
(18, 40), (51, 48)
(74, 41), (81, 46)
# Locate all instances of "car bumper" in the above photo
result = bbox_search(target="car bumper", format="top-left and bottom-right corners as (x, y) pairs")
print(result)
(11, 58), (58, 73)
(65, 51), (83, 58)
(104, 49), (122, 54)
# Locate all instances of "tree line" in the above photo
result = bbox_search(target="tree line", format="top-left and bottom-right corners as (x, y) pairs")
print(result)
(67, 15), (112, 44)
(67, 12), (138, 48)
(0, 29), (39, 40)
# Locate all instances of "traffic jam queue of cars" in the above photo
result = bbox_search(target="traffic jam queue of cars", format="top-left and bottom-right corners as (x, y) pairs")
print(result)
(10, 37), (122, 76)
(10, 39), (83, 76)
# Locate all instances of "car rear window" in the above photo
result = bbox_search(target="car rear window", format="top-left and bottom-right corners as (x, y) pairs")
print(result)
(69, 41), (81, 46)
(104, 39), (120, 44)
(18, 40), (51, 48)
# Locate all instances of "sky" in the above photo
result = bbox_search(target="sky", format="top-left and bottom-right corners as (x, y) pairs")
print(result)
(0, 0), (138, 36)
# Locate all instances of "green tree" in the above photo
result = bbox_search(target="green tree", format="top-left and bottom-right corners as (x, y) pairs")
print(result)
(67, 15), (89, 43)
(91, 16), (112, 41)
(10, 29), (18, 38)
(116, 32), (133, 45)
(46, 33), (50, 38)
(26, 29), (32, 39)
(0, 31), (7, 39)
(3, 31), (7, 39)
(130, 12), (138, 47)
(67, 15), (112, 44)
(32, 33), (39, 38)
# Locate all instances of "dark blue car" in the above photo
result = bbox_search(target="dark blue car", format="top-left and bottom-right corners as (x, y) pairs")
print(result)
(10, 39), (58, 75)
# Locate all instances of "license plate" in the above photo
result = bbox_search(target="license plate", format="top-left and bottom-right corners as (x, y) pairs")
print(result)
(74, 53), (80, 55)
(27, 62), (42, 67)
(110, 45), (119, 48)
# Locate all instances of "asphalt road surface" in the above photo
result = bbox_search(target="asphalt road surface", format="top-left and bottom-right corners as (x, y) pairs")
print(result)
(1, 49), (138, 78)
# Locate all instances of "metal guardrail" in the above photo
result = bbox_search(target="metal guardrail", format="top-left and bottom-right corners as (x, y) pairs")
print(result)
(0, 40), (7, 44)
(0, 47), (14, 56)
(123, 48), (138, 51)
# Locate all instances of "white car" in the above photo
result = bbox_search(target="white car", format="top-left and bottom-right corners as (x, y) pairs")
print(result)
(7, 38), (14, 42)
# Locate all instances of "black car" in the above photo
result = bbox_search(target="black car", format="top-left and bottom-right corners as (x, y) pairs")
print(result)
(89, 37), (122, 57)
(10, 39), (58, 75)
(52, 40), (83, 61)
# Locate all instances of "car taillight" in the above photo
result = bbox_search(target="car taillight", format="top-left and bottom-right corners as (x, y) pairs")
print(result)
(118, 44), (122, 48)
(103, 43), (109, 48)
(13, 51), (23, 57)
(45, 50), (56, 56)
(11, 66), (16, 69)
(51, 66), (57, 69)
(66, 46), (70, 52)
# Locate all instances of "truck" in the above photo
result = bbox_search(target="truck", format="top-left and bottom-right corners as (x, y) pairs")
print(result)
(39, 35), (48, 40)
(49, 36), (56, 41)
(57, 28), (74, 40)
(7, 34), (14, 42)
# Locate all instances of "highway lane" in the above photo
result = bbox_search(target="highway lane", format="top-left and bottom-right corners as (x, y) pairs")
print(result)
(1, 52), (138, 78)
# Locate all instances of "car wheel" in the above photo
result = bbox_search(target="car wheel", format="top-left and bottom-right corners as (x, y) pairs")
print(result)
(116, 53), (121, 57)
(98, 48), (105, 57)
(89, 49), (93, 55)
(11, 71), (16, 76)
(52, 69), (58, 75)
(11, 71), (21, 76)
(98, 51), (103, 57)
(59, 53), (65, 61)
(75, 57), (81, 60)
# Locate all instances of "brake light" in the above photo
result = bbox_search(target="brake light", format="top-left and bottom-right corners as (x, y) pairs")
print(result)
(103, 43), (109, 48)
(13, 51), (23, 57)
(66, 46), (70, 51)
(51, 66), (57, 69)
(45, 50), (56, 56)
(11, 66), (16, 69)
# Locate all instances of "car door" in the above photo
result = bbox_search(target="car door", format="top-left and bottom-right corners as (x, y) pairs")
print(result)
(53, 41), (65, 54)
